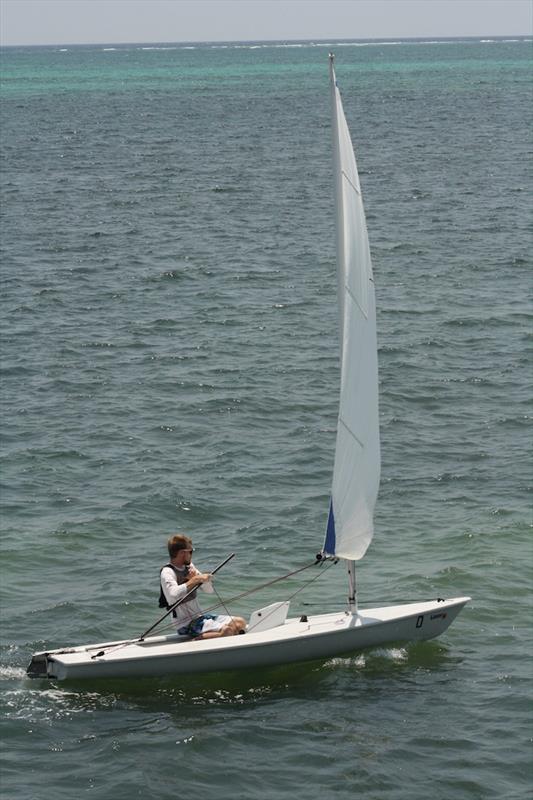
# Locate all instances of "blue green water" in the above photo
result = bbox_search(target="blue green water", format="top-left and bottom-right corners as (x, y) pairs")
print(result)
(1, 38), (531, 800)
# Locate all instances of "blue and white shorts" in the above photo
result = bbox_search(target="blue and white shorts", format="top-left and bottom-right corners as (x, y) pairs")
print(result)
(178, 613), (233, 637)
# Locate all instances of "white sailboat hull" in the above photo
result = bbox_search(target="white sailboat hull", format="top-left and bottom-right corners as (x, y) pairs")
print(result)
(27, 597), (470, 681)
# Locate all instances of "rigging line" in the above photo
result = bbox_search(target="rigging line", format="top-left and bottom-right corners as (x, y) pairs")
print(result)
(211, 583), (234, 621)
(198, 557), (323, 612)
(134, 582), (239, 640)
(284, 558), (334, 603)
(152, 557), (325, 636)
(90, 557), (324, 657)
(140, 552), (236, 640)
(247, 559), (335, 633)
(149, 587), (233, 641)
(89, 552), (236, 659)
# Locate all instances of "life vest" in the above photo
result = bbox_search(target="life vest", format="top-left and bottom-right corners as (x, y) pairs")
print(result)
(159, 563), (197, 617)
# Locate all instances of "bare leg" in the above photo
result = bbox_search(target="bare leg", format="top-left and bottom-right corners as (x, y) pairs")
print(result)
(194, 616), (247, 640)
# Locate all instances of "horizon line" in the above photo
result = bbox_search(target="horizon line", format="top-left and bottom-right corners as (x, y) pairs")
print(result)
(1, 33), (531, 49)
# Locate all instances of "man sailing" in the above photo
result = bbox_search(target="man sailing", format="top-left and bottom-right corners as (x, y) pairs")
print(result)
(160, 535), (246, 638)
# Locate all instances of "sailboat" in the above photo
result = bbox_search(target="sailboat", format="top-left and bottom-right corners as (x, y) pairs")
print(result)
(27, 57), (469, 681)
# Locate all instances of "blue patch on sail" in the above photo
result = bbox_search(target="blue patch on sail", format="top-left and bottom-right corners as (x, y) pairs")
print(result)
(323, 500), (336, 555)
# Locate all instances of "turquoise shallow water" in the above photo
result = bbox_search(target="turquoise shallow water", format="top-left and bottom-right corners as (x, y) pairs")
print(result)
(1, 38), (532, 799)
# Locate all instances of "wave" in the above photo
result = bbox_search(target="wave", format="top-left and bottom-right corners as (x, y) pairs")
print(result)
(39, 36), (532, 56)
(0, 665), (27, 680)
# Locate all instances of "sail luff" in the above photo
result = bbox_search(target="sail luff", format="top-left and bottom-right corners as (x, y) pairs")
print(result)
(323, 58), (381, 562)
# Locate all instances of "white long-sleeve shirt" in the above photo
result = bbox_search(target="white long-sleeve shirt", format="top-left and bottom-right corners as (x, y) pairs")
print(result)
(160, 563), (214, 629)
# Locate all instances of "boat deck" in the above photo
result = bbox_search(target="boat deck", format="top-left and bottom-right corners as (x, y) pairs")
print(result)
(27, 597), (470, 680)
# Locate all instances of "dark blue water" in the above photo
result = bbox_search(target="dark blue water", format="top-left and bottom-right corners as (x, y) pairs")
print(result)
(1, 38), (531, 800)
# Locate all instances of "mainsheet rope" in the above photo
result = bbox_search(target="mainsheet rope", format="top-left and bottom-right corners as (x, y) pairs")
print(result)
(161, 559), (337, 631)
(154, 556), (331, 636)
(90, 556), (332, 656)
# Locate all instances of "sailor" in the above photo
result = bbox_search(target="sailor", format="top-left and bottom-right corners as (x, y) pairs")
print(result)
(160, 534), (246, 638)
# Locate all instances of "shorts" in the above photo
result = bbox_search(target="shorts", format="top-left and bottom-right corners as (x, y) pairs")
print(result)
(178, 613), (233, 637)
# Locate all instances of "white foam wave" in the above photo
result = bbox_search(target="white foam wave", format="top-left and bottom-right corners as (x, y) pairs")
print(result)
(200, 37), (530, 51)
(322, 654), (366, 668)
(45, 38), (532, 56)
(387, 647), (408, 662)
(0, 666), (27, 679)
(322, 646), (408, 670)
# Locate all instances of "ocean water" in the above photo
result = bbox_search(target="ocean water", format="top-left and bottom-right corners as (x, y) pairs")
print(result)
(0, 38), (531, 800)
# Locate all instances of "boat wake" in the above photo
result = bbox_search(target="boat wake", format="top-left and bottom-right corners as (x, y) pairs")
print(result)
(0, 665), (27, 680)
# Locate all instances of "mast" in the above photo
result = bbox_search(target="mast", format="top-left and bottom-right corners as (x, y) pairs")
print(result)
(329, 53), (346, 349)
(348, 560), (357, 613)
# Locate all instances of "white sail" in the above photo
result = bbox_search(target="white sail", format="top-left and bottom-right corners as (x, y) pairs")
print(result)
(323, 57), (380, 562)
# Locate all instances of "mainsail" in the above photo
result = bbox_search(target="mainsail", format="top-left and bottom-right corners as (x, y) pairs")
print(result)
(323, 56), (380, 562)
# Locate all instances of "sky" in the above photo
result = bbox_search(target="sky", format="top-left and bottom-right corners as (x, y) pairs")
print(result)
(0, 0), (531, 47)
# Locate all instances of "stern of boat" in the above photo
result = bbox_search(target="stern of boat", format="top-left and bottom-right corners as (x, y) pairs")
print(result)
(26, 651), (50, 678)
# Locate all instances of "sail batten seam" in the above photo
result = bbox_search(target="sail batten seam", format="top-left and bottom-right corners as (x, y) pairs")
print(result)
(339, 417), (365, 449)
(341, 170), (361, 196)
(344, 283), (368, 319)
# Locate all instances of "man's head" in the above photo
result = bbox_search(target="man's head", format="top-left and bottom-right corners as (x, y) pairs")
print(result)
(168, 534), (194, 566)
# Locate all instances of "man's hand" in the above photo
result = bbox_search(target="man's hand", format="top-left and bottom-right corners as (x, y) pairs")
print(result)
(187, 572), (212, 590)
